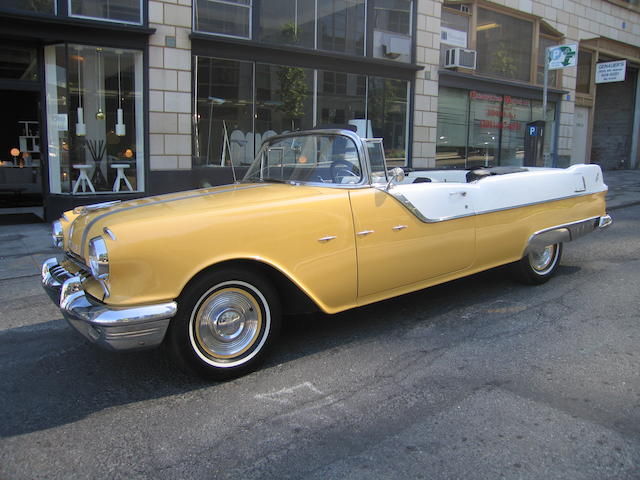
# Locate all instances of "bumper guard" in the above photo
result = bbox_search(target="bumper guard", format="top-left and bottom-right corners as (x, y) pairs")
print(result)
(42, 257), (177, 351)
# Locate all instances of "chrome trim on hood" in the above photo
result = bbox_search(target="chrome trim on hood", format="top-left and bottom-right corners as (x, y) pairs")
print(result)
(79, 184), (267, 256)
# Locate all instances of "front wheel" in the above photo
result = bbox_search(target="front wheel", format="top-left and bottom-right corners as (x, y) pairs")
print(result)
(165, 268), (281, 379)
(511, 243), (563, 285)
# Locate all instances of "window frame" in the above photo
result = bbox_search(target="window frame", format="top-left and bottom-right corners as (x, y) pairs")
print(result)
(67, 0), (144, 25)
(193, 0), (253, 40)
(442, 0), (563, 88)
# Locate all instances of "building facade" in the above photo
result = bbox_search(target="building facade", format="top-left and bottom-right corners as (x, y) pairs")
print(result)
(0, 0), (637, 221)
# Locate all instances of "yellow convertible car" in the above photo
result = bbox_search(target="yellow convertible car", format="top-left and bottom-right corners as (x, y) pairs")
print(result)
(42, 128), (612, 378)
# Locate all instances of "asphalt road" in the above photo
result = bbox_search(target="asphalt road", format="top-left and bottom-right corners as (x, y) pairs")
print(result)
(1, 205), (639, 479)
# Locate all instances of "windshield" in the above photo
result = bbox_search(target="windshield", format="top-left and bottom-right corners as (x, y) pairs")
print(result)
(243, 134), (363, 185)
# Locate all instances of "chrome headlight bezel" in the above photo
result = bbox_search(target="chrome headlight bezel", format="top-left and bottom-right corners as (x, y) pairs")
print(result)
(88, 236), (110, 282)
(52, 220), (63, 249)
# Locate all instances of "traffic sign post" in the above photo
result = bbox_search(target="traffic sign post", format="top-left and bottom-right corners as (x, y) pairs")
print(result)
(542, 44), (578, 120)
(540, 44), (577, 167)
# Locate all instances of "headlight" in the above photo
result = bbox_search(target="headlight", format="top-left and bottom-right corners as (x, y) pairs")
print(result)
(88, 236), (109, 280)
(52, 220), (63, 249)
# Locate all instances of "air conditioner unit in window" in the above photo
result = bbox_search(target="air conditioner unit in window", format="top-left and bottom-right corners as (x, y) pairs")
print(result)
(444, 48), (477, 69)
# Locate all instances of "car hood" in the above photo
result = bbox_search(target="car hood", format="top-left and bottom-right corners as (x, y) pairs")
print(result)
(65, 183), (347, 258)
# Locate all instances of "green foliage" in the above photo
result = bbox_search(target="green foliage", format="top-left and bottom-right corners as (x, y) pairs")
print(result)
(277, 67), (308, 122)
(276, 21), (308, 128)
(490, 42), (518, 79)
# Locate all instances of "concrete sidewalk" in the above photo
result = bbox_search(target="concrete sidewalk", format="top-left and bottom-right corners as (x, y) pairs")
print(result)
(1, 169), (639, 281)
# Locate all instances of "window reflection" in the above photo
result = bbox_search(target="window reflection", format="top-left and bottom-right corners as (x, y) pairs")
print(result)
(259, 0), (315, 48)
(195, 0), (251, 38)
(194, 57), (254, 167)
(193, 57), (410, 169)
(367, 78), (408, 166)
(476, 8), (532, 82)
(70, 0), (141, 24)
(318, 0), (366, 54)
(0, 0), (54, 14)
(318, 71), (366, 125)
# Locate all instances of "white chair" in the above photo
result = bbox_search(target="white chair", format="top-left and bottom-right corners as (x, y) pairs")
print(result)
(72, 164), (95, 194)
(111, 164), (134, 192)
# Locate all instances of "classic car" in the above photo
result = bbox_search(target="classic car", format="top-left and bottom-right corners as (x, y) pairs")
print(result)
(42, 128), (612, 379)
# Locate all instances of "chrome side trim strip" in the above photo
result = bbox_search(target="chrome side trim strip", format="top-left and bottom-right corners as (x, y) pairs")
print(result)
(388, 189), (605, 224)
(80, 184), (266, 256)
(524, 215), (609, 254)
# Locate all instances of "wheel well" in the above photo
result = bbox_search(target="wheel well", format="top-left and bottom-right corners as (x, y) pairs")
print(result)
(181, 259), (320, 315)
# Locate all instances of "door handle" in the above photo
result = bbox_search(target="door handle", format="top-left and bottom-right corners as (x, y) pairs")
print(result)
(449, 191), (467, 197)
(392, 225), (408, 231)
(356, 230), (375, 237)
(318, 235), (337, 243)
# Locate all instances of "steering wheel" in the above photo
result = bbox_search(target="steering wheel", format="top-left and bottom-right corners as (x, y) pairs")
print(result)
(330, 159), (360, 183)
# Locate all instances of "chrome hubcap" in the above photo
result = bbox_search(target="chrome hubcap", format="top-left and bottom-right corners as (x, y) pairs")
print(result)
(194, 287), (262, 359)
(529, 245), (556, 273)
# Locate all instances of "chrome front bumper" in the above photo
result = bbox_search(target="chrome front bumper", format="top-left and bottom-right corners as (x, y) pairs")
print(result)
(42, 257), (177, 351)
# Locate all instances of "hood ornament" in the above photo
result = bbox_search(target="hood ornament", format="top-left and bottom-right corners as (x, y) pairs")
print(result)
(73, 200), (122, 215)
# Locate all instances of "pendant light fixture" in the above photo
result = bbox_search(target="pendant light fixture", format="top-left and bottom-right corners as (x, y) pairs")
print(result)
(75, 47), (86, 136)
(115, 51), (126, 136)
(95, 48), (105, 120)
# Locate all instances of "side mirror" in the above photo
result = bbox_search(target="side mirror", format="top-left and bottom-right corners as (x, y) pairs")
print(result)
(385, 167), (405, 191)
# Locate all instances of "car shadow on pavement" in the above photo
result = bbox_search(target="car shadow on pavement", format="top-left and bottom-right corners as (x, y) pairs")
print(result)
(0, 264), (582, 439)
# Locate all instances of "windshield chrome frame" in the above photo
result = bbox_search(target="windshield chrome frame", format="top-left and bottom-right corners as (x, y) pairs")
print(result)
(243, 129), (378, 189)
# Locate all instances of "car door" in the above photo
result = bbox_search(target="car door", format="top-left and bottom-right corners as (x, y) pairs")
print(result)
(349, 184), (476, 301)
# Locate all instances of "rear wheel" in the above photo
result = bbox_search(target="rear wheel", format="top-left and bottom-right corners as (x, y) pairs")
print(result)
(165, 268), (281, 379)
(511, 243), (563, 285)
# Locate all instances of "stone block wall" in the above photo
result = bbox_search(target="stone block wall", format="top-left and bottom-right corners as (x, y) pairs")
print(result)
(148, 0), (193, 171)
(414, 0), (443, 168)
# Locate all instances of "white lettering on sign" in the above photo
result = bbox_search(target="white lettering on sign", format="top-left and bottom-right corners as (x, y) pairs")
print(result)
(548, 44), (578, 70)
(595, 60), (627, 84)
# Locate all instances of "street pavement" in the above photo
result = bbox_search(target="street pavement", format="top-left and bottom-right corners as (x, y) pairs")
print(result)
(0, 169), (639, 479)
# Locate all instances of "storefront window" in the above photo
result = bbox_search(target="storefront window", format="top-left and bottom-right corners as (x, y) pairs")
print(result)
(476, 8), (532, 82)
(468, 90), (501, 168)
(0, 0), (54, 14)
(255, 62), (314, 136)
(70, 0), (141, 24)
(367, 77), (408, 166)
(259, 0), (315, 48)
(318, 0), (366, 55)
(437, 87), (556, 168)
(436, 87), (469, 168)
(193, 56), (410, 168)
(499, 95), (531, 166)
(317, 70), (366, 126)
(195, 0), (251, 38)
(193, 57), (254, 167)
(45, 44), (144, 194)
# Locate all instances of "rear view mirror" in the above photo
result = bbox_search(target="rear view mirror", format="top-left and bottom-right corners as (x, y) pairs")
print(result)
(385, 167), (405, 191)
